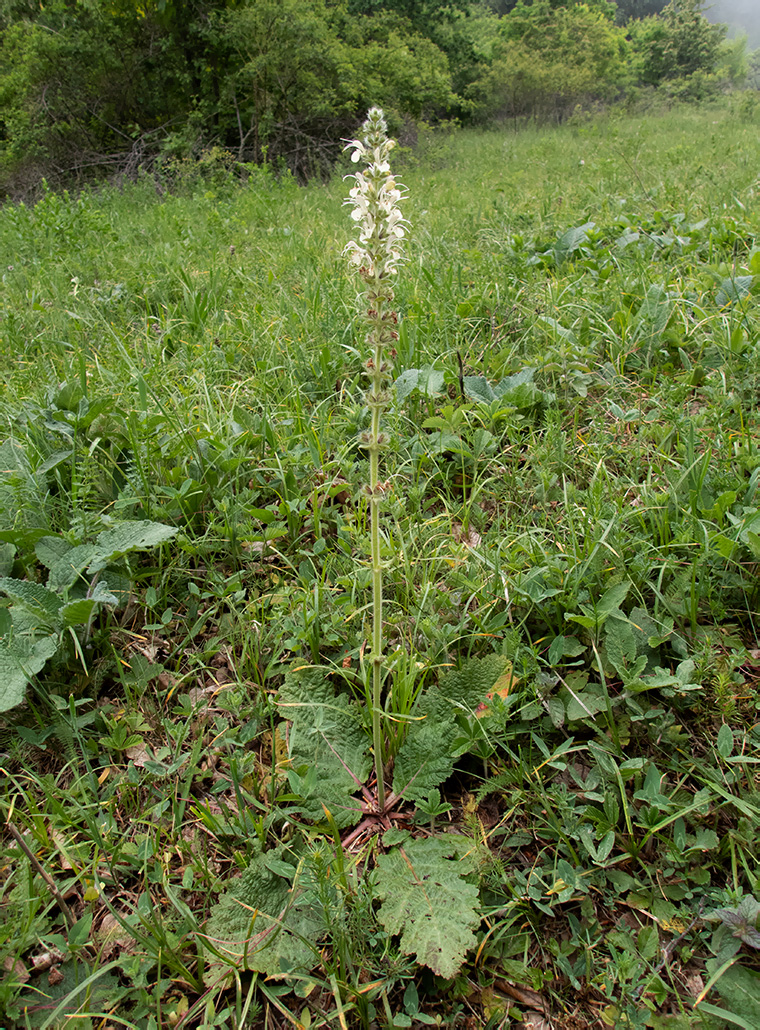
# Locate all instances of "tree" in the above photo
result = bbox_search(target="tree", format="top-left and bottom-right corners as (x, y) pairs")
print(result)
(629, 0), (726, 88)
(471, 0), (629, 120)
(220, 0), (454, 176)
(0, 0), (458, 190)
(482, 0), (617, 17)
(614, 0), (668, 23)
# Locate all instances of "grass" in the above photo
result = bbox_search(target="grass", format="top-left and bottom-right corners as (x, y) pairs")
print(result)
(1, 100), (760, 1028)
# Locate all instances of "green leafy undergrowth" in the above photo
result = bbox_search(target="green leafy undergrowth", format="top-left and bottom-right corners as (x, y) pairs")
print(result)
(0, 519), (178, 712)
(203, 655), (518, 987)
(3, 110), (760, 1027)
(205, 831), (484, 988)
(278, 655), (515, 819)
(11, 959), (123, 1027)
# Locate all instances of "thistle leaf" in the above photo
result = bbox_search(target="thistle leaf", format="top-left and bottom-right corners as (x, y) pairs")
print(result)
(374, 836), (480, 978)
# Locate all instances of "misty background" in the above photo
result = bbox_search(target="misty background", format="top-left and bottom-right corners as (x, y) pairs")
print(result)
(705, 0), (760, 48)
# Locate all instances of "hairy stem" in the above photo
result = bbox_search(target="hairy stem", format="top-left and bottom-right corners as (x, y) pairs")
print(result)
(344, 107), (407, 811)
(370, 326), (386, 810)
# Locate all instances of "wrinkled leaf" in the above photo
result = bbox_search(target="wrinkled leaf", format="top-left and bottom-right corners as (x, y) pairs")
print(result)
(0, 635), (58, 712)
(393, 655), (510, 803)
(87, 521), (179, 573)
(0, 578), (62, 624)
(716, 275), (754, 307)
(204, 846), (323, 980)
(375, 836), (480, 978)
(278, 665), (370, 827)
(710, 964), (760, 1024)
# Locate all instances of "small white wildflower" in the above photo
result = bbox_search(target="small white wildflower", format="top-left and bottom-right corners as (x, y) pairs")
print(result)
(343, 108), (407, 291)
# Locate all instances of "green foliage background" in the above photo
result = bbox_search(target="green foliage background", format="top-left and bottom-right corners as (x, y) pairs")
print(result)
(0, 0), (741, 194)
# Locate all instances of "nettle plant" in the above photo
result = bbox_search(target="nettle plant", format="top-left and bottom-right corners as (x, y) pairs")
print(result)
(205, 110), (516, 996)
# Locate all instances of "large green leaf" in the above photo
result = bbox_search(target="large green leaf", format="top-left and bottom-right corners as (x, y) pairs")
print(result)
(716, 275), (754, 308)
(45, 543), (101, 591)
(204, 846), (321, 980)
(13, 959), (122, 1028)
(0, 635), (58, 712)
(60, 581), (120, 628)
(0, 577), (63, 625)
(374, 836), (480, 978)
(632, 283), (672, 345)
(463, 368), (542, 412)
(706, 965), (760, 1028)
(87, 520), (179, 573)
(34, 534), (73, 570)
(596, 580), (630, 618)
(554, 221), (594, 263)
(0, 543), (15, 576)
(393, 655), (510, 803)
(37, 521), (178, 589)
(395, 365), (445, 404)
(278, 665), (371, 827)
(462, 375), (496, 405)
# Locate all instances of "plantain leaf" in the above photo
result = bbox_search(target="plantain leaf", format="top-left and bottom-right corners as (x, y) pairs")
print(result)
(39, 522), (177, 590)
(395, 365), (445, 403)
(60, 581), (119, 628)
(46, 543), (100, 591)
(716, 275), (754, 307)
(462, 376), (495, 404)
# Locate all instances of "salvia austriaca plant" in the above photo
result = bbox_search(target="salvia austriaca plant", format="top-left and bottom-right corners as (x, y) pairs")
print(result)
(344, 108), (407, 810)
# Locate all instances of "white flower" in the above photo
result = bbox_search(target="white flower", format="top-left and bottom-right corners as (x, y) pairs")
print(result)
(343, 107), (408, 308)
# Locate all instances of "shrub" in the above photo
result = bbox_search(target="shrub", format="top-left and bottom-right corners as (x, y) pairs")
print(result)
(628, 0), (726, 89)
(471, 0), (629, 121)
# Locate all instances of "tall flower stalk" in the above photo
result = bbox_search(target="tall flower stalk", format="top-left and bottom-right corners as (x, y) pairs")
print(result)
(344, 108), (407, 810)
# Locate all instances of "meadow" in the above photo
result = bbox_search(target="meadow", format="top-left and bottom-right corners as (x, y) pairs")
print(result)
(1, 102), (760, 1029)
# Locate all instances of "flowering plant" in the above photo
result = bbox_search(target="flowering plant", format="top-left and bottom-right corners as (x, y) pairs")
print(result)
(344, 108), (407, 808)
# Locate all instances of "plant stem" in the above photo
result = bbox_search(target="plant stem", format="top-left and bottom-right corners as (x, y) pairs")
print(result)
(344, 107), (407, 811)
(370, 331), (386, 811)
(7, 822), (77, 931)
